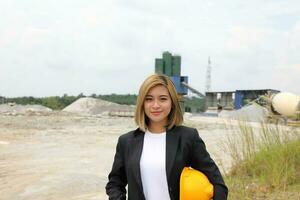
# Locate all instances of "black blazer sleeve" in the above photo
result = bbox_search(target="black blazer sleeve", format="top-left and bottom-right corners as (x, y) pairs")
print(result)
(190, 129), (228, 200)
(105, 136), (127, 200)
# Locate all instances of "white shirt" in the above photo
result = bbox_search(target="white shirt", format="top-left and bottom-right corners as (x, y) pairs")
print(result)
(140, 130), (170, 200)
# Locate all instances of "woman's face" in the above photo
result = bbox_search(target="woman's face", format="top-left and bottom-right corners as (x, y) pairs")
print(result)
(144, 85), (172, 126)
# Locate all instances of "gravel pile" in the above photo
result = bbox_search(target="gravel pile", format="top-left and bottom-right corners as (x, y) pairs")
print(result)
(0, 103), (52, 115)
(62, 97), (134, 115)
(219, 104), (269, 122)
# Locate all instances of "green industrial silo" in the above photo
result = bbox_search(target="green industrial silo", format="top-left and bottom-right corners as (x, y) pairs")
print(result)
(163, 51), (172, 76)
(172, 56), (181, 76)
(155, 58), (164, 74)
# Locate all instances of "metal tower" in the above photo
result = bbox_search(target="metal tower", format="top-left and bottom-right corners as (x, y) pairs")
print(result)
(205, 57), (212, 92)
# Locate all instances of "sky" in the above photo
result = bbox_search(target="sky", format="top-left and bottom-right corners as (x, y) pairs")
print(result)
(1, 0), (300, 97)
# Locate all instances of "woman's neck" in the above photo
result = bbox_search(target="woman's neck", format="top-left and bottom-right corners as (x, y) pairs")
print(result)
(148, 122), (166, 133)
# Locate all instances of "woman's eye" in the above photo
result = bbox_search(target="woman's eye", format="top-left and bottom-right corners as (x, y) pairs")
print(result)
(145, 98), (152, 101)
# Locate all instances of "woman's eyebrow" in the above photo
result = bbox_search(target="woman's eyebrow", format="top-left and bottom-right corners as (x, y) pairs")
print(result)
(146, 94), (168, 97)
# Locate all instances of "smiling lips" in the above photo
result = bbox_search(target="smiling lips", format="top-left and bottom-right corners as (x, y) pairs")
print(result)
(151, 111), (162, 116)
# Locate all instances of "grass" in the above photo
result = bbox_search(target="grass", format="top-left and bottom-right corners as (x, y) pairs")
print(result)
(223, 121), (300, 199)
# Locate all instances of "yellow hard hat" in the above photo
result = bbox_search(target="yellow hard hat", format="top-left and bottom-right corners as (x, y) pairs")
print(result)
(180, 167), (214, 200)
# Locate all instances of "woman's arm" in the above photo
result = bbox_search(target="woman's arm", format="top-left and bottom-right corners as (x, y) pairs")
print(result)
(190, 129), (228, 200)
(106, 136), (127, 200)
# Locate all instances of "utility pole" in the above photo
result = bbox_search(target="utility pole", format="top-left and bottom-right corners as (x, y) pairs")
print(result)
(205, 56), (212, 92)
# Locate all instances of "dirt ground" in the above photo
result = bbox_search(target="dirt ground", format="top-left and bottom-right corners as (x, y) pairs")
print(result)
(0, 112), (232, 200)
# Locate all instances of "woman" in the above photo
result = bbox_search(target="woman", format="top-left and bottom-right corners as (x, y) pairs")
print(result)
(106, 74), (228, 200)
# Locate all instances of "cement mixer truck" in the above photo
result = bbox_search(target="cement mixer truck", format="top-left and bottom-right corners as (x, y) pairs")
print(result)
(271, 92), (300, 118)
(258, 92), (300, 125)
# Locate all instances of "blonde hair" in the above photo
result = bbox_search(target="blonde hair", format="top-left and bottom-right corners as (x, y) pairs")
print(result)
(135, 74), (183, 131)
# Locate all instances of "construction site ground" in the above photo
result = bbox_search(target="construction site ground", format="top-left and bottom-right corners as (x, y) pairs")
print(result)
(0, 112), (235, 200)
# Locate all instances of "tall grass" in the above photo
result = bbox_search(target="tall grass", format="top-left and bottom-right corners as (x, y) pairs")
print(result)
(224, 121), (300, 199)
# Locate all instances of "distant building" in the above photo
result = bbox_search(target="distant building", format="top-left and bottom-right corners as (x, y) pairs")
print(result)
(205, 89), (280, 110)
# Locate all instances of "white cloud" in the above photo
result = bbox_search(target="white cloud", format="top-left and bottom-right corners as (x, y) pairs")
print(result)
(1, 0), (300, 97)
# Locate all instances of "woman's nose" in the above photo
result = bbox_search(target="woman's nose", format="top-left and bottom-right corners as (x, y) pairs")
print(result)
(152, 100), (160, 108)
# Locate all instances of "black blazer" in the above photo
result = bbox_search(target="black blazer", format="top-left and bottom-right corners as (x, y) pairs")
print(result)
(106, 125), (228, 200)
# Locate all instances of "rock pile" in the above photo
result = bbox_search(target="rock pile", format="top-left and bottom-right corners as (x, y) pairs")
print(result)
(0, 103), (52, 115)
(219, 104), (269, 122)
(62, 97), (134, 116)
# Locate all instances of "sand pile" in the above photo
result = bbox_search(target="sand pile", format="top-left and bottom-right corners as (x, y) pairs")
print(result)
(62, 97), (134, 116)
(0, 103), (52, 115)
(219, 104), (269, 122)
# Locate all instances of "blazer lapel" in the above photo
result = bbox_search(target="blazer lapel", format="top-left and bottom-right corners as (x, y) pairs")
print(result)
(128, 129), (145, 193)
(166, 127), (180, 180)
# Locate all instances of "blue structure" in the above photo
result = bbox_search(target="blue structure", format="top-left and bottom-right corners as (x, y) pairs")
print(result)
(234, 91), (244, 109)
(170, 76), (188, 95)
